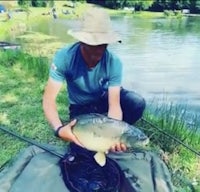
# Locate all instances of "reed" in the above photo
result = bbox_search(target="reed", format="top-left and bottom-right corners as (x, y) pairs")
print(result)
(140, 101), (200, 191)
(143, 101), (200, 153)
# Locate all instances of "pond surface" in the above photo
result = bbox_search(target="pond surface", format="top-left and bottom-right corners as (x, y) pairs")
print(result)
(30, 15), (200, 126)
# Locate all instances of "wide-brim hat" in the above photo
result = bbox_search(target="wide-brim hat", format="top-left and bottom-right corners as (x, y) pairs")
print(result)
(68, 7), (121, 46)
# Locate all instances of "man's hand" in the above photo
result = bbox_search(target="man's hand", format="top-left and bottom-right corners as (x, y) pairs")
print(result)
(110, 142), (127, 152)
(58, 119), (84, 147)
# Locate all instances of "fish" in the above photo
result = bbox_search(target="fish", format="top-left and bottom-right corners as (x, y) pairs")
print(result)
(72, 113), (149, 167)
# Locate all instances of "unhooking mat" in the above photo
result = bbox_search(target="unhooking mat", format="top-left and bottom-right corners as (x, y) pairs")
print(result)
(0, 145), (174, 192)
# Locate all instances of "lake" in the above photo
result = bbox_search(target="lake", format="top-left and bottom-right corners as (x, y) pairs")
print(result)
(31, 15), (200, 127)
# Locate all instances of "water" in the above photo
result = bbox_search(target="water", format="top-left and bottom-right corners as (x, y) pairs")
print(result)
(30, 15), (200, 127)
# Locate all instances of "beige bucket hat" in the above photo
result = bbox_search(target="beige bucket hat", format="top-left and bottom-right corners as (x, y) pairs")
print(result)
(68, 7), (121, 45)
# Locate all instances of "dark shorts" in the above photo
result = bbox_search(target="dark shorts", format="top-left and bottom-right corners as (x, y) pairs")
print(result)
(69, 88), (146, 124)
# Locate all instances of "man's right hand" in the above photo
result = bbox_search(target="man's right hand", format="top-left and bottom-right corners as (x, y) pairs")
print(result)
(58, 119), (84, 147)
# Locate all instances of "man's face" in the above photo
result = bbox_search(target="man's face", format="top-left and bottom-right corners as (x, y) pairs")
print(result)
(81, 43), (107, 64)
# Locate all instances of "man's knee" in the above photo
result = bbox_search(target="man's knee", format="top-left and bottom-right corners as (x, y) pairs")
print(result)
(120, 89), (146, 124)
(135, 95), (146, 114)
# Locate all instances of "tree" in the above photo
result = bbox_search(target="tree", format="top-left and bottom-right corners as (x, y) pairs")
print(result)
(18, 0), (30, 6)
(31, 0), (47, 7)
(150, 0), (200, 13)
(87, 0), (153, 10)
(125, 0), (154, 11)
(104, 0), (121, 9)
(190, 0), (200, 13)
(196, 0), (200, 12)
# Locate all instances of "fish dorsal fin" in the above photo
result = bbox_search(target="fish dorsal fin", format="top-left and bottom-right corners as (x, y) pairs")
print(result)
(94, 152), (106, 167)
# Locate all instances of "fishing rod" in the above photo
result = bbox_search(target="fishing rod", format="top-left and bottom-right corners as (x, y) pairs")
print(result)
(141, 118), (200, 156)
(0, 125), (64, 158)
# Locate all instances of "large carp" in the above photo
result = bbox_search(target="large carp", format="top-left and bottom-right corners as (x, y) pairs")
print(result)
(72, 113), (149, 166)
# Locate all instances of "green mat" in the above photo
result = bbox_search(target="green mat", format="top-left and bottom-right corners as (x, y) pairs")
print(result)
(0, 145), (174, 192)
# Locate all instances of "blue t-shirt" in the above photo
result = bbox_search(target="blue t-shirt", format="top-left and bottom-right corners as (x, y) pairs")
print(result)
(50, 43), (122, 104)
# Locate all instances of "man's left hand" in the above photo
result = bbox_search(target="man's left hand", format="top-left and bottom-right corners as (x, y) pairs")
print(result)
(110, 143), (127, 152)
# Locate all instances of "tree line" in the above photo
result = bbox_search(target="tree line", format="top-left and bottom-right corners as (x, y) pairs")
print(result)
(88, 0), (200, 13)
(17, 0), (54, 8)
(17, 0), (200, 13)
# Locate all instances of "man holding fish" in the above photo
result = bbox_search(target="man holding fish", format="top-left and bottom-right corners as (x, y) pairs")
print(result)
(43, 7), (146, 152)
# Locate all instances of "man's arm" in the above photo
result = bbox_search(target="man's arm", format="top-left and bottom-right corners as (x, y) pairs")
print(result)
(43, 77), (63, 129)
(42, 77), (83, 146)
(108, 86), (127, 152)
(107, 86), (122, 120)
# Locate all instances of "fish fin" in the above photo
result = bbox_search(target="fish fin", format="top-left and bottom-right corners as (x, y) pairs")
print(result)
(94, 152), (106, 167)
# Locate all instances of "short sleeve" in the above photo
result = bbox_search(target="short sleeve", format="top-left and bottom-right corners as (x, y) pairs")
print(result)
(49, 48), (67, 82)
(108, 53), (123, 87)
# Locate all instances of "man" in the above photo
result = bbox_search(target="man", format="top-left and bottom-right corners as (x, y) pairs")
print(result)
(43, 7), (146, 152)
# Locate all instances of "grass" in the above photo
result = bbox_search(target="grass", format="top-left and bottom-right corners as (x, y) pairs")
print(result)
(0, 2), (200, 191)
(0, 50), (67, 164)
(139, 103), (200, 191)
(143, 102), (200, 153)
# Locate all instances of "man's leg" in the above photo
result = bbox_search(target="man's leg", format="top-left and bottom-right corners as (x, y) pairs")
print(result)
(69, 100), (108, 119)
(69, 88), (145, 124)
(120, 88), (146, 124)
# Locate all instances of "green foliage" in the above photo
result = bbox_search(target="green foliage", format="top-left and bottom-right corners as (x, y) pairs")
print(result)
(138, 102), (200, 191)
(0, 50), (19, 67)
(88, 0), (154, 10)
(143, 102), (200, 154)
(151, 0), (200, 13)
(88, 0), (200, 12)
(189, 0), (200, 13)
(164, 10), (174, 16)
(128, 0), (154, 11)
(31, 0), (47, 7)
(163, 9), (182, 18)
(21, 54), (49, 80)
(0, 50), (49, 81)
(0, 48), (66, 165)
(17, 0), (48, 7)
(18, 0), (30, 6)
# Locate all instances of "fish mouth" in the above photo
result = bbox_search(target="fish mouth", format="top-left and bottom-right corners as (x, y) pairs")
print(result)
(135, 137), (149, 147)
(142, 137), (149, 145)
(139, 134), (149, 142)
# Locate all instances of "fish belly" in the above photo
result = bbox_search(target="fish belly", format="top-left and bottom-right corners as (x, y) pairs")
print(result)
(74, 131), (118, 152)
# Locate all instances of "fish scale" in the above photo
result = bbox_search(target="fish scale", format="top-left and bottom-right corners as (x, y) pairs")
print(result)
(72, 113), (149, 166)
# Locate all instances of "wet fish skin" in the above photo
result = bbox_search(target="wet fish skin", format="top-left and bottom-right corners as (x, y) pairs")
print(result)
(72, 113), (149, 152)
